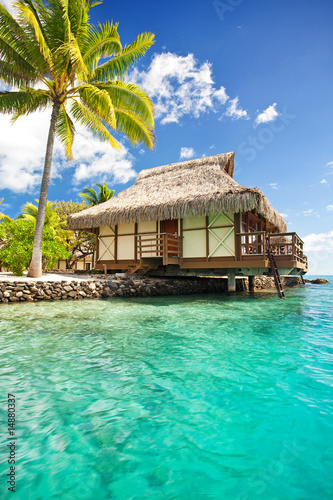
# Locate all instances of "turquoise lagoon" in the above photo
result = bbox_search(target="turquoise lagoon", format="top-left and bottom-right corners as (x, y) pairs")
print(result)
(0, 278), (332, 499)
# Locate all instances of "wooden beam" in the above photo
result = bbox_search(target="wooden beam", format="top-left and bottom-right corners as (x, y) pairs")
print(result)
(114, 225), (118, 263)
(249, 275), (255, 292)
(134, 222), (138, 261)
(206, 215), (209, 262)
(228, 272), (236, 292)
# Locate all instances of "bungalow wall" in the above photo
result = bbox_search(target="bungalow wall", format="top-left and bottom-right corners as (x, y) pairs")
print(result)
(94, 209), (306, 275)
(96, 212), (240, 268)
(183, 213), (235, 258)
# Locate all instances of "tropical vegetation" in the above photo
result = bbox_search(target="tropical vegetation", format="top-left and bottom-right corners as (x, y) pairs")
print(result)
(79, 182), (115, 206)
(0, 217), (70, 275)
(0, 198), (97, 275)
(52, 200), (95, 269)
(0, 0), (155, 277)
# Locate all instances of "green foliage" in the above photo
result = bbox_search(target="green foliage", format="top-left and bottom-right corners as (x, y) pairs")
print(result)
(51, 200), (95, 269)
(0, 219), (35, 275)
(20, 199), (69, 247)
(51, 199), (89, 218)
(20, 199), (64, 229)
(0, 218), (71, 275)
(41, 226), (72, 271)
(79, 183), (115, 206)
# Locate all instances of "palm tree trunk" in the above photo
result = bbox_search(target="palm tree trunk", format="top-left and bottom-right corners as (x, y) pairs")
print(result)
(27, 101), (60, 278)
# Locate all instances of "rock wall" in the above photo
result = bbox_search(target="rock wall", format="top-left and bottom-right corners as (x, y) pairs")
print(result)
(0, 278), (228, 303)
(238, 275), (303, 291)
(0, 275), (303, 304)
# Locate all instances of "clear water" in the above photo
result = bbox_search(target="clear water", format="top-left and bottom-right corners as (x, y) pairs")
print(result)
(0, 278), (332, 500)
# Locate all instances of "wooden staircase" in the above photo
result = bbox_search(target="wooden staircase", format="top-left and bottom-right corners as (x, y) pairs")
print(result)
(126, 259), (159, 277)
(266, 236), (285, 299)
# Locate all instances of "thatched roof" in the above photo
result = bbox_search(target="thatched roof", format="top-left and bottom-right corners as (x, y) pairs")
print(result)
(68, 152), (287, 232)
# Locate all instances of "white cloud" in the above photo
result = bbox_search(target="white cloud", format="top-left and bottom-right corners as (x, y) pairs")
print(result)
(131, 52), (231, 125)
(303, 230), (333, 274)
(0, 111), (52, 193)
(180, 147), (196, 160)
(225, 97), (249, 120)
(326, 205), (333, 211)
(72, 130), (136, 185)
(0, 109), (136, 194)
(268, 182), (279, 190)
(303, 209), (314, 216)
(255, 103), (280, 125)
(279, 213), (288, 218)
(303, 231), (333, 252)
(320, 179), (328, 184)
(326, 161), (333, 167)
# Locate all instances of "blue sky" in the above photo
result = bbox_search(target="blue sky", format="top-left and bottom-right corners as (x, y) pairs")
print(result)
(0, 0), (332, 273)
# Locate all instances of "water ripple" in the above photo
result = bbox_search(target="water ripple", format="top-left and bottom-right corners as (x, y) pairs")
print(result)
(0, 280), (332, 499)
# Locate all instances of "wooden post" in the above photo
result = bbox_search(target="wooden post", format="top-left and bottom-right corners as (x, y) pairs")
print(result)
(163, 233), (167, 266)
(234, 213), (241, 261)
(249, 275), (255, 292)
(206, 215), (209, 262)
(228, 272), (236, 293)
(114, 225), (118, 263)
(134, 222), (138, 261)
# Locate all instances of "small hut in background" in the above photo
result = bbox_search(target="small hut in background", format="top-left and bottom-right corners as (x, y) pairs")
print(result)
(68, 152), (308, 291)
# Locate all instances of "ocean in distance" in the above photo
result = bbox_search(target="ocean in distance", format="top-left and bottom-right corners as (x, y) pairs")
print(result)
(0, 276), (332, 499)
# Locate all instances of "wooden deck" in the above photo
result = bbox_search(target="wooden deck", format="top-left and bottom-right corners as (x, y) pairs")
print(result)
(96, 231), (308, 275)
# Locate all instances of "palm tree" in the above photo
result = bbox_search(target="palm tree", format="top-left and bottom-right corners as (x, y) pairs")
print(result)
(79, 182), (115, 206)
(19, 199), (70, 246)
(0, 0), (155, 277)
(20, 199), (61, 227)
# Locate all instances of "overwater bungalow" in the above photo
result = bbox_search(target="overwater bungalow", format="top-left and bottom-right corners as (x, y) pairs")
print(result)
(68, 152), (308, 292)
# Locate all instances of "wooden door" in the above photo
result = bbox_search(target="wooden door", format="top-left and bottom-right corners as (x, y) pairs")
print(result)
(160, 219), (178, 256)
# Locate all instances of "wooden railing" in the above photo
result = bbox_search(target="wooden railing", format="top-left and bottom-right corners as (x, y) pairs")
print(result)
(239, 231), (307, 267)
(267, 233), (307, 265)
(136, 231), (307, 268)
(240, 231), (266, 255)
(136, 233), (182, 264)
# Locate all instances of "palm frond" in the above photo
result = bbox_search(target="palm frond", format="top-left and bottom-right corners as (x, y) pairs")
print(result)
(56, 105), (75, 159)
(114, 107), (155, 149)
(0, 89), (50, 119)
(79, 183), (114, 206)
(68, 31), (88, 78)
(67, 0), (90, 41)
(95, 182), (115, 203)
(39, 0), (66, 54)
(74, 83), (116, 128)
(20, 199), (63, 230)
(0, 4), (47, 78)
(83, 22), (121, 72)
(0, 59), (37, 87)
(70, 99), (120, 150)
(55, 0), (88, 79)
(92, 32), (155, 81)
(87, 1), (103, 10)
(97, 81), (154, 128)
(79, 187), (98, 206)
(15, 1), (54, 70)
